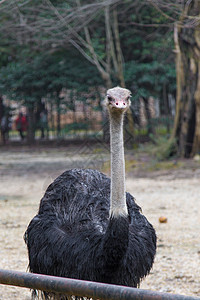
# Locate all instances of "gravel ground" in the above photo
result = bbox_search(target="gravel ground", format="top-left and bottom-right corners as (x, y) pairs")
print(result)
(0, 147), (200, 299)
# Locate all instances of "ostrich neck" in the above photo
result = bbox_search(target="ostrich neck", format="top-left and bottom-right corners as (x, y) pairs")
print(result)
(109, 113), (128, 217)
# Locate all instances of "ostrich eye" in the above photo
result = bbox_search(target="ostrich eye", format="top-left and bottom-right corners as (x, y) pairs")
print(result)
(107, 96), (112, 102)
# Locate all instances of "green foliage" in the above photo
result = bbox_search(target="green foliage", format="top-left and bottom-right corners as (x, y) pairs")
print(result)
(0, 61), (46, 105)
(118, 3), (176, 102)
(147, 159), (182, 172)
(124, 60), (176, 99)
(0, 1), (176, 116)
(0, 50), (103, 107)
(144, 136), (178, 161)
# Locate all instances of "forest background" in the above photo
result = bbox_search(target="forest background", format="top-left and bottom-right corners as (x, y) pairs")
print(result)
(0, 0), (200, 159)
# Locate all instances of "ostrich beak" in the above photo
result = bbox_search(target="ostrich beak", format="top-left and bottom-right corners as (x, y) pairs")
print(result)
(112, 99), (128, 110)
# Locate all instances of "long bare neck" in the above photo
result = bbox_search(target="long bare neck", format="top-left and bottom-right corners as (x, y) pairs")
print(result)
(109, 112), (128, 217)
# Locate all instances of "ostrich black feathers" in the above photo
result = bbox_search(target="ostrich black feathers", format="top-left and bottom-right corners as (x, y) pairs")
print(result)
(24, 169), (156, 299)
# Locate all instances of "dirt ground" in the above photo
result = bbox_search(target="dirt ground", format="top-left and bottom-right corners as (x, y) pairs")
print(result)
(0, 145), (200, 299)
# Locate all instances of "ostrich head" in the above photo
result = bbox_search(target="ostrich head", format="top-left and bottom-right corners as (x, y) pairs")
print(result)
(105, 86), (131, 114)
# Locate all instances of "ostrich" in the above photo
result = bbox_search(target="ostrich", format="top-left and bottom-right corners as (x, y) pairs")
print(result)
(24, 87), (156, 299)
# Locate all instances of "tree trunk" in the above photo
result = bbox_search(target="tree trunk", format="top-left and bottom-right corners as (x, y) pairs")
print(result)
(171, 1), (200, 157)
(162, 82), (170, 133)
(192, 60), (200, 155)
(112, 8), (125, 88)
(0, 96), (4, 143)
(75, 0), (134, 144)
(27, 105), (35, 145)
(143, 97), (155, 136)
(112, 8), (135, 145)
(56, 97), (61, 138)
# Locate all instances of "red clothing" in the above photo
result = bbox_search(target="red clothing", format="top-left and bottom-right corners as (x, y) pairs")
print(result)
(16, 115), (28, 131)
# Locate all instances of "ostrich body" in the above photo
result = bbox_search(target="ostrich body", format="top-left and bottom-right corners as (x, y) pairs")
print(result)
(24, 87), (156, 299)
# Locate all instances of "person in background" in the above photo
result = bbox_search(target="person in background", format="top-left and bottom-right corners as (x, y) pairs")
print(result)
(39, 110), (48, 139)
(15, 112), (28, 140)
(0, 113), (11, 144)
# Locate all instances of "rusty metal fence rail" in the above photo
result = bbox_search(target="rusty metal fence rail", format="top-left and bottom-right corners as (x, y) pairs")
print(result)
(0, 269), (199, 300)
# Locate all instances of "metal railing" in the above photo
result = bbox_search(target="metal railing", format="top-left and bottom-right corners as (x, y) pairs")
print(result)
(0, 269), (200, 300)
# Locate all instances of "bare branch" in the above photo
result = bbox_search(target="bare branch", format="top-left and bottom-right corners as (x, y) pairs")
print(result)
(113, 8), (125, 87)
(105, 5), (118, 74)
